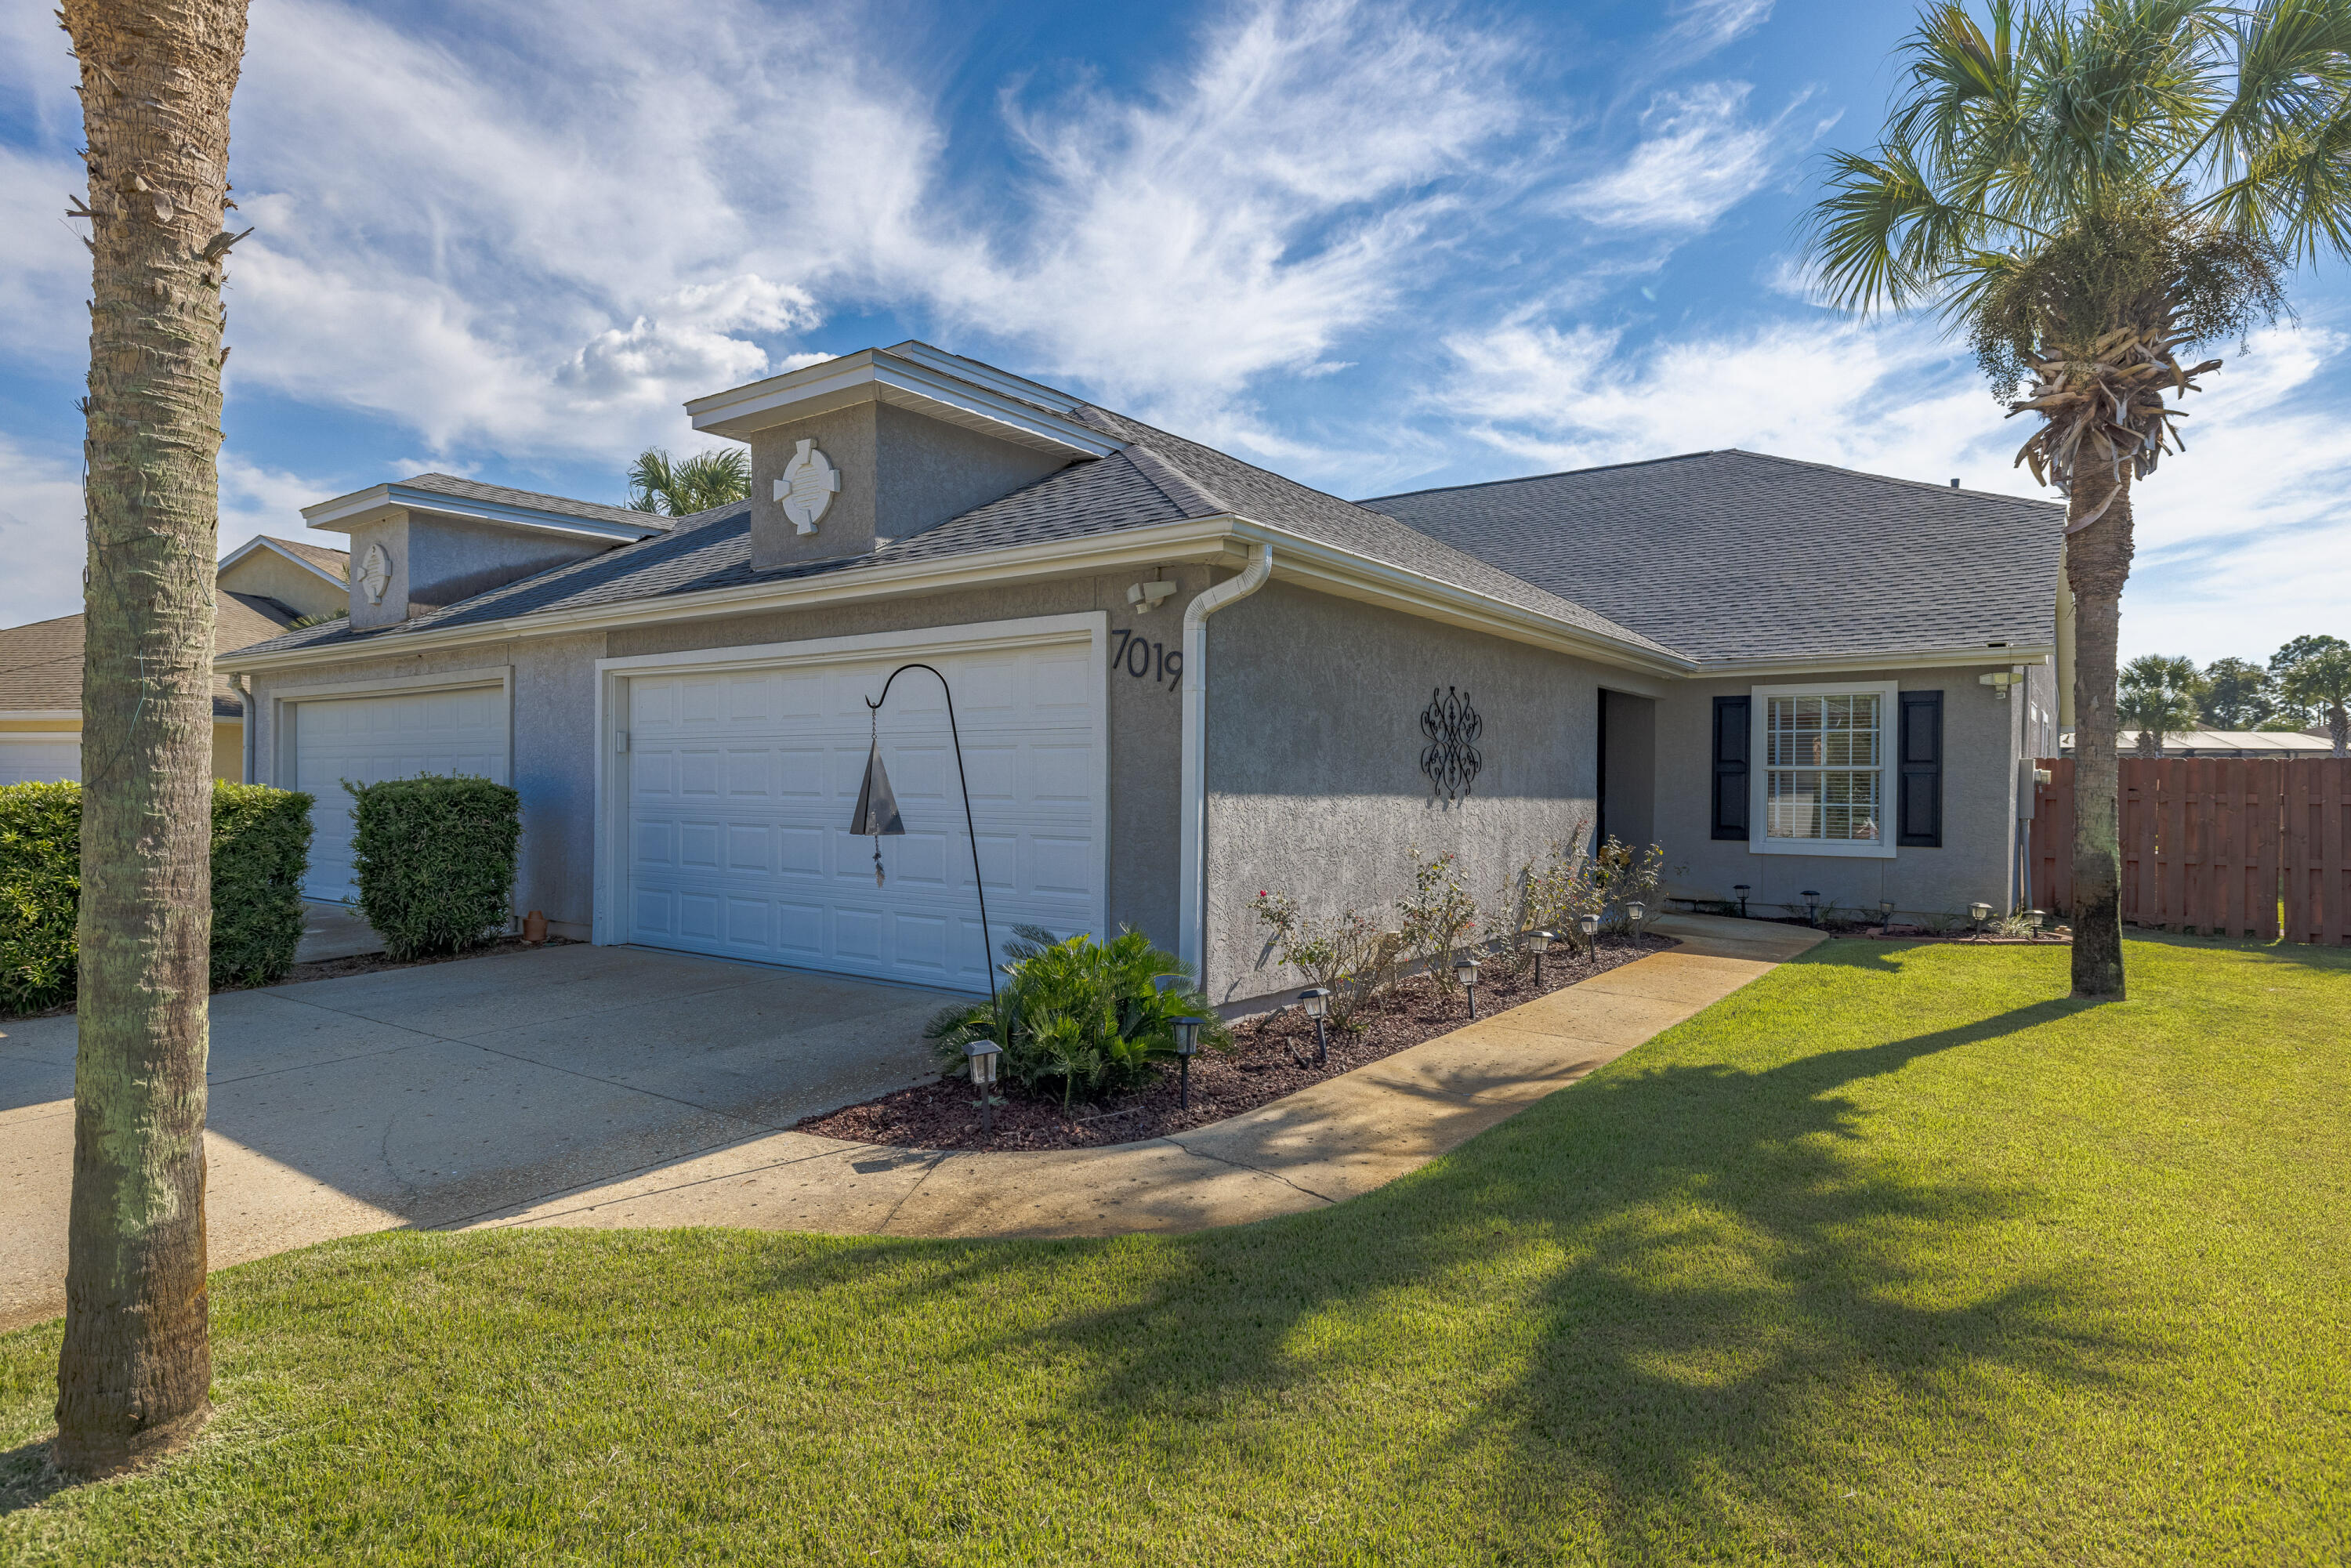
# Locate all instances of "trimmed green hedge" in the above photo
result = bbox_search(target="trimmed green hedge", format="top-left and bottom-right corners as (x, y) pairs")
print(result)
(210, 783), (316, 989)
(0, 780), (316, 1015)
(346, 775), (521, 960)
(0, 782), (83, 1014)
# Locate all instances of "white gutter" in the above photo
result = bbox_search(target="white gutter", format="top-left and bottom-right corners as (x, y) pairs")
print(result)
(1177, 542), (1273, 986)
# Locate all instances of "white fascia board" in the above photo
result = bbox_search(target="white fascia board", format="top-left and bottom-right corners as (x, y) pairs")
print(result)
(299, 484), (660, 544)
(1694, 645), (2056, 678)
(882, 342), (1085, 415)
(687, 349), (1121, 458)
(219, 518), (1244, 673)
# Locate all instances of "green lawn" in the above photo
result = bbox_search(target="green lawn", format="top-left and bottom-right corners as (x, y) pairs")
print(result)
(5, 937), (2348, 1565)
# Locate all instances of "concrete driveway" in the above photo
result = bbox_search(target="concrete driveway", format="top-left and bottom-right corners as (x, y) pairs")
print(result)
(0, 945), (956, 1330)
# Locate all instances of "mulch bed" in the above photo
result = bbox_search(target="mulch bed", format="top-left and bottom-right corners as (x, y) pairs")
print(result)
(793, 932), (1678, 1153)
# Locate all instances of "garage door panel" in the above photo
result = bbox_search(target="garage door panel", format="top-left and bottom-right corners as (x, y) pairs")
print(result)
(625, 639), (1101, 990)
(0, 737), (81, 785)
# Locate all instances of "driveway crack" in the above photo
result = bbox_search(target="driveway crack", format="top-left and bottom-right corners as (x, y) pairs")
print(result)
(1159, 1135), (1339, 1206)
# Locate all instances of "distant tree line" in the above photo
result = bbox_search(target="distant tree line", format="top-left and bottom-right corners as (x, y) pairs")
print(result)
(2118, 636), (2351, 757)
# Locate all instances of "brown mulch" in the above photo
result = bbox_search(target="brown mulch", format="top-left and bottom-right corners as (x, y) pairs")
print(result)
(793, 932), (1679, 1153)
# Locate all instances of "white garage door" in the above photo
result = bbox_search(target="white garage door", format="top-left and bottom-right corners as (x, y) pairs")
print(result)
(623, 639), (1103, 991)
(293, 687), (509, 902)
(0, 735), (82, 785)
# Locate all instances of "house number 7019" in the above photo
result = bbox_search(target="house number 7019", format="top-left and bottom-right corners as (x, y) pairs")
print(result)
(1109, 626), (1181, 691)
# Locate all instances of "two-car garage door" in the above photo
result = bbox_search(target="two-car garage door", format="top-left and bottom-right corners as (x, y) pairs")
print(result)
(620, 636), (1104, 993)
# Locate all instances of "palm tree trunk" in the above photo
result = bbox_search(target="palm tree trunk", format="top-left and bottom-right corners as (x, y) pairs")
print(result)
(2064, 461), (2132, 1000)
(54, 0), (250, 1479)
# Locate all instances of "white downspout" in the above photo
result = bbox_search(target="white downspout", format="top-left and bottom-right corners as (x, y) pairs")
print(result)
(232, 673), (255, 784)
(1178, 542), (1273, 986)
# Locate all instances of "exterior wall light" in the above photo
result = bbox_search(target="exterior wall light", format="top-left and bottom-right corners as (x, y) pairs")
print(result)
(1802, 889), (1821, 927)
(965, 1034), (1002, 1135)
(1454, 956), (1480, 1017)
(1299, 987), (1331, 1066)
(1172, 1016), (1204, 1110)
(1732, 883), (1751, 918)
(1527, 929), (1554, 985)
(1969, 900), (1993, 938)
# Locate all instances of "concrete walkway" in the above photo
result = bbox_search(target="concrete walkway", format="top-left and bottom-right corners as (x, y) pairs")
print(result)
(464, 913), (1825, 1243)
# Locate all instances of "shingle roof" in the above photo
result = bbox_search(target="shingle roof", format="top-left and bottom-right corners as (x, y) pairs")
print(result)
(0, 593), (299, 715)
(397, 472), (669, 531)
(1363, 451), (2062, 664)
(257, 535), (349, 578)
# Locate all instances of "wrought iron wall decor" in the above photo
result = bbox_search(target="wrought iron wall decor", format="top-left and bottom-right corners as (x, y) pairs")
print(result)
(1419, 686), (1483, 803)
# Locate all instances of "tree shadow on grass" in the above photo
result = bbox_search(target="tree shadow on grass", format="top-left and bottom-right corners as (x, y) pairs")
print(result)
(0, 1439), (70, 1515)
(755, 994), (2148, 1552)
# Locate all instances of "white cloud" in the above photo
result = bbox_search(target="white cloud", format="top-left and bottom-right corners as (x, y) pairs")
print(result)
(1554, 81), (1810, 233)
(1668, 0), (1774, 53)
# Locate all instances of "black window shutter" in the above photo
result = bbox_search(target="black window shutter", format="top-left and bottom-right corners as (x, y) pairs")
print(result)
(1897, 691), (1943, 847)
(1711, 695), (1749, 841)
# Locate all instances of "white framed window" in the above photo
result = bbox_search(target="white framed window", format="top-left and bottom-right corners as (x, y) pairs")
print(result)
(1750, 681), (1899, 858)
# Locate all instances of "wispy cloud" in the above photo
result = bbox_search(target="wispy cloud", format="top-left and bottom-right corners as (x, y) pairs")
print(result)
(1554, 81), (1821, 233)
(1668, 0), (1774, 55)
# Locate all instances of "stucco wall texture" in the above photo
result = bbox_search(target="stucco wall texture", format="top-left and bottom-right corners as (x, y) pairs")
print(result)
(1654, 664), (2033, 923)
(1200, 580), (1605, 1007)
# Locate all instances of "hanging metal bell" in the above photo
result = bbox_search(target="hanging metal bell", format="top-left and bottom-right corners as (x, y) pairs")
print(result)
(850, 738), (904, 885)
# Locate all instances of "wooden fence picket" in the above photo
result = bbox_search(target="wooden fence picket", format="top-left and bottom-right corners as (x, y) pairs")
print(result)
(2033, 753), (2342, 947)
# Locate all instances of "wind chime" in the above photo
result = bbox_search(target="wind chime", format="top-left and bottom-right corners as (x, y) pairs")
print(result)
(852, 662), (998, 1007)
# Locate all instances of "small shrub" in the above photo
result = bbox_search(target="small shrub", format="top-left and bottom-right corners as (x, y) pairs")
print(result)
(927, 925), (1227, 1107)
(1522, 824), (1607, 954)
(346, 775), (522, 959)
(0, 780), (317, 1013)
(0, 782), (82, 1014)
(1247, 890), (1401, 1026)
(1397, 849), (1479, 990)
(210, 783), (314, 989)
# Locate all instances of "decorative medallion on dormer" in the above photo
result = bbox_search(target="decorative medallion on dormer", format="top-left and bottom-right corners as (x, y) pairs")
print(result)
(357, 541), (393, 605)
(775, 440), (842, 534)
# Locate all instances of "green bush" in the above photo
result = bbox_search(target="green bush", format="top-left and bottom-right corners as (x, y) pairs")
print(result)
(0, 779), (316, 1014)
(0, 782), (83, 1014)
(926, 925), (1228, 1107)
(346, 775), (522, 960)
(210, 782), (314, 989)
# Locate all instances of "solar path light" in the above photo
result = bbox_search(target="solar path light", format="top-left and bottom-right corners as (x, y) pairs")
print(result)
(1878, 898), (1895, 930)
(1732, 883), (1751, 918)
(1526, 929), (1554, 986)
(1578, 912), (1600, 950)
(2027, 908), (2047, 939)
(1802, 889), (1821, 927)
(1299, 987), (1332, 1066)
(1173, 1016), (1204, 1110)
(1969, 900), (1993, 939)
(964, 1034), (1002, 1135)
(1625, 900), (1646, 943)
(1454, 955), (1480, 1018)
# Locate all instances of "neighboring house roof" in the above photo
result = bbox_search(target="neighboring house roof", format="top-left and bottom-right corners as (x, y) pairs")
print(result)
(0, 594), (299, 718)
(1362, 451), (2062, 665)
(219, 533), (350, 585)
(2078, 728), (2340, 756)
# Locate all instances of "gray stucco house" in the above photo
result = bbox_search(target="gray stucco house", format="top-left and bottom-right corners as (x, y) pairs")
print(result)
(220, 342), (2062, 1006)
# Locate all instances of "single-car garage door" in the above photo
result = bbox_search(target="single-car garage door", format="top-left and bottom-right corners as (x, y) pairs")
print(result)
(0, 735), (81, 785)
(622, 637), (1103, 992)
(293, 686), (509, 903)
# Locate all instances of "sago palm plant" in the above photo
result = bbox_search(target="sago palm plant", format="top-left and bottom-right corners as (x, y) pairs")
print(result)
(1806, 0), (2351, 998)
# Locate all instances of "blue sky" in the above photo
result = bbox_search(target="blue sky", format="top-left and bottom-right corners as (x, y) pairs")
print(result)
(4, 0), (2348, 662)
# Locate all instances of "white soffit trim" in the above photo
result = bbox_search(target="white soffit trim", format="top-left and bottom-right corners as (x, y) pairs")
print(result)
(301, 483), (662, 544)
(1698, 646), (2055, 677)
(686, 348), (1123, 458)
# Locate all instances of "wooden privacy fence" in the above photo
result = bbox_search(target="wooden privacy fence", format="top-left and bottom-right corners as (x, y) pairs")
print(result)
(2030, 756), (2350, 946)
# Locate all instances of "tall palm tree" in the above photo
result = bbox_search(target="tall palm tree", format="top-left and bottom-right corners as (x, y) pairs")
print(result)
(57, 0), (252, 1476)
(2279, 643), (2351, 752)
(1806, 0), (2351, 999)
(2117, 653), (2204, 753)
(627, 446), (750, 516)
